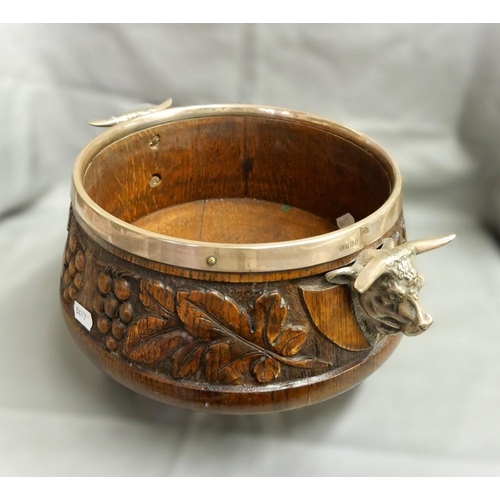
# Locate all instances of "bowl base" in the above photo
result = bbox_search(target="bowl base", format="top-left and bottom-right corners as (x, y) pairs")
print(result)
(132, 198), (337, 244)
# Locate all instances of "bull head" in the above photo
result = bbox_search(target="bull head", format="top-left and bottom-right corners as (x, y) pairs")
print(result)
(325, 234), (455, 347)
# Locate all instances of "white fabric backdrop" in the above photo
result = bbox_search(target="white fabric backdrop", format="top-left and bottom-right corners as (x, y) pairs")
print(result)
(1, 24), (499, 476)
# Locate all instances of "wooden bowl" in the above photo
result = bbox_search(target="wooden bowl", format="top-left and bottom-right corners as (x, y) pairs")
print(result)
(60, 103), (453, 414)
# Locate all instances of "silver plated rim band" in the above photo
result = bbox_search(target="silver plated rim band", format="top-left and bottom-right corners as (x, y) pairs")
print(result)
(72, 104), (403, 273)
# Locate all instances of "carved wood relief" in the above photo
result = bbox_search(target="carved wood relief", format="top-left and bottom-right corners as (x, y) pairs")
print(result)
(61, 227), (86, 303)
(121, 283), (331, 384)
(60, 214), (372, 389)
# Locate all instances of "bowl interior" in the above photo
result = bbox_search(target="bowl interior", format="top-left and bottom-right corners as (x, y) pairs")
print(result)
(82, 115), (392, 244)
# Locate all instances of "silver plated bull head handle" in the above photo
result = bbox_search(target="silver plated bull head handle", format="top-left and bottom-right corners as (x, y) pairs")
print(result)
(325, 234), (455, 347)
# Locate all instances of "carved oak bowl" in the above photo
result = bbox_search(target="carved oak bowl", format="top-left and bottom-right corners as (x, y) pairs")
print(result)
(60, 102), (454, 414)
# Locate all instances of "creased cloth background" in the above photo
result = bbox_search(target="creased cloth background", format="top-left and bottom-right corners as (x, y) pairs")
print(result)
(1, 24), (499, 476)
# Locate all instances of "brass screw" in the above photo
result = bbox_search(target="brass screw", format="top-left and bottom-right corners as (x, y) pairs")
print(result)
(149, 134), (160, 149)
(206, 256), (217, 266)
(149, 174), (162, 188)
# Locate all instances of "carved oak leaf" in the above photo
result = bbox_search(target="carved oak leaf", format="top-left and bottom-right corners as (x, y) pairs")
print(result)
(171, 341), (205, 379)
(140, 280), (176, 318)
(273, 325), (308, 357)
(123, 317), (185, 364)
(254, 292), (287, 347)
(176, 290), (252, 342)
(253, 291), (307, 357)
(205, 342), (260, 384)
(252, 356), (281, 383)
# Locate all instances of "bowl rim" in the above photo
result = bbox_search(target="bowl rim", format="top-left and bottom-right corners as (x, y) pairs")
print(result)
(72, 103), (403, 273)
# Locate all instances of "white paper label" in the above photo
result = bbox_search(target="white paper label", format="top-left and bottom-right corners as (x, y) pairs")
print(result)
(336, 212), (355, 229)
(74, 301), (93, 331)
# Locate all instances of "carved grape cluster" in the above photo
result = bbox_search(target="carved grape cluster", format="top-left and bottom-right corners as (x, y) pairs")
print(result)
(92, 270), (134, 352)
(62, 232), (85, 302)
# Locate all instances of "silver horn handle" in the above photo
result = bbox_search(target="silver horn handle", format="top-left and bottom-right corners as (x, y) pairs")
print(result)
(88, 98), (173, 127)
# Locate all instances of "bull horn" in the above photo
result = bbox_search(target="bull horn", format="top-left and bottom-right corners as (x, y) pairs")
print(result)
(353, 257), (387, 293)
(88, 98), (173, 127)
(407, 234), (456, 255)
(325, 266), (356, 284)
(381, 238), (396, 250)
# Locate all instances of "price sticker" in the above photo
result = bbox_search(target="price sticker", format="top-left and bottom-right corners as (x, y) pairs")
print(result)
(73, 301), (93, 331)
(336, 212), (355, 229)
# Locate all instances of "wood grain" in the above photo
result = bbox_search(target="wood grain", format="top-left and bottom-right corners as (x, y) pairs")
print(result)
(300, 285), (370, 351)
(133, 198), (337, 243)
(60, 212), (404, 413)
(83, 116), (390, 227)
(61, 111), (404, 413)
